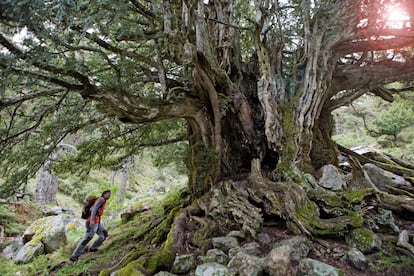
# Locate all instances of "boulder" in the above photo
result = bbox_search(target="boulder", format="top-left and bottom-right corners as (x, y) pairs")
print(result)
(13, 215), (68, 263)
(318, 164), (347, 191)
(23, 215), (67, 253)
(363, 163), (411, 192)
(1, 238), (23, 260)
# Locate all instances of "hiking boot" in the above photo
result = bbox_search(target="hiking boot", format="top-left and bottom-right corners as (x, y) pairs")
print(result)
(69, 256), (78, 262)
(88, 248), (98, 252)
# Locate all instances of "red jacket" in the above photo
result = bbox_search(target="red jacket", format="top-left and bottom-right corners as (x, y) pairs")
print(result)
(87, 197), (106, 224)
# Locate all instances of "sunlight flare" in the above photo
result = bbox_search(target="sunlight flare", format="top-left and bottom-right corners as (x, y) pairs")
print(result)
(386, 5), (410, 28)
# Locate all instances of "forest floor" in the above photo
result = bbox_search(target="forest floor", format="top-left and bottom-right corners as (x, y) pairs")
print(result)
(254, 214), (414, 275)
(2, 196), (414, 275)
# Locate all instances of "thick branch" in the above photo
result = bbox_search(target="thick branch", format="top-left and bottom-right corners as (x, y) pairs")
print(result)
(335, 30), (414, 55)
(333, 61), (414, 91)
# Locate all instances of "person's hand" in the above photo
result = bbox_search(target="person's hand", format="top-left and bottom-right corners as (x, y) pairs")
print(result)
(90, 221), (95, 227)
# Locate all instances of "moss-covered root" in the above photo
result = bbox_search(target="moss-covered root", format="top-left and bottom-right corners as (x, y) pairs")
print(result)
(249, 159), (363, 236)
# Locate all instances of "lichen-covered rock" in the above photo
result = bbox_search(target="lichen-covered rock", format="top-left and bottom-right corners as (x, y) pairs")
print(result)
(212, 236), (239, 253)
(241, 242), (261, 256)
(203, 248), (229, 265)
(264, 246), (294, 276)
(195, 262), (231, 276)
(227, 251), (264, 276)
(171, 254), (195, 274)
(345, 228), (382, 254)
(228, 246), (241, 259)
(23, 215), (67, 254)
(14, 240), (44, 264)
(298, 258), (343, 276)
(273, 236), (312, 262)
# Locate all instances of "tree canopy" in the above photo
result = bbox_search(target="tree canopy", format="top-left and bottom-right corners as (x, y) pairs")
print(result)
(0, 0), (414, 195)
(3, 1), (414, 273)
(1, 0), (414, 199)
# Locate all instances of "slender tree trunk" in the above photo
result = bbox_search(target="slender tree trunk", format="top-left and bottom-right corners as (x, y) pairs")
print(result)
(116, 157), (132, 203)
(34, 159), (58, 205)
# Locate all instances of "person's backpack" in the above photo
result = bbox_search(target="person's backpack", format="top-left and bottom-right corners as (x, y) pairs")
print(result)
(81, 195), (99, 219)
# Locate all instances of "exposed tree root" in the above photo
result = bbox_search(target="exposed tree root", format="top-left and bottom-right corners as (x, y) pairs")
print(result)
(248, 159), (363, 236)
(102, 155), (414, 275)
(397, 230), (414, 258)
(338, 144), (414, 178)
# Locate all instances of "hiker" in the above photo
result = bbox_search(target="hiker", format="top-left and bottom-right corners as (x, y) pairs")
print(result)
(70, 190), (111, 262)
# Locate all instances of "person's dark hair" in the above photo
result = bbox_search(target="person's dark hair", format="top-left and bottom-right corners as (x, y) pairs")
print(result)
(102, 190), (111, 197)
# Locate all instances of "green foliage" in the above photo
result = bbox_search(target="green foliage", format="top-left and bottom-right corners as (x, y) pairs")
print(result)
(333, 92), (414, 162)
(0, 205), (20, 235)
(372, 99), (414, 141)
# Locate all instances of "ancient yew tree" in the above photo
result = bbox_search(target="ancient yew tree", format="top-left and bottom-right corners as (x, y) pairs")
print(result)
(2, 0), (414, 271)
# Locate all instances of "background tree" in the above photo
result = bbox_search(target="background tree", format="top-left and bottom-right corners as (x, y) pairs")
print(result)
(2, 0), (414, 271)
(372, 98), (414, 142)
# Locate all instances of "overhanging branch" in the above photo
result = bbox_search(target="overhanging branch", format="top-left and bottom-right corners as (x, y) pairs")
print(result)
(333, 60), (414, 91)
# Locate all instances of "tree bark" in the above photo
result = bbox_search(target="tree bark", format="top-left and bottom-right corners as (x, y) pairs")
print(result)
(34, 159), (58, 205)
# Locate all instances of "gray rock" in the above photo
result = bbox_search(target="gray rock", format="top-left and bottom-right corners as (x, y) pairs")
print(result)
(241, 242), (261, 256)
(41, 216), (67, 253)
(298, 258), (342, 276)
(212, 236), (239, 253)
(195, 262), (231, 276)
(226, 230), (245, 240)
(41, 206), (64, 216)
(318, 164), (347, 191)
(11, 215), (68, 263)
(273, 236), (312, 262)
(228, 251), (264, 276)
(346, 247), (367, 270)
(154, 272), (178, 276)
(363, 163), (411, 191)
(1, 239), (21, 260)
(14, 240), (44, 264)
(228, 246), (241, 259)
(264, 246), (294, 276)
(171, 254), (195, 274)
(204, 249), (229, 265)
(257, 232), (273, 247)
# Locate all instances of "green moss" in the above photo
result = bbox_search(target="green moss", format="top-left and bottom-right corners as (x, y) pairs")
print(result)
(343, 188), (376, 204)
(345, 228), (382, 254)
(295, 198), (363, 236)
(347, 211), (364, 227)
(145, 249), (175, 273)
(188, 140), (217, 198)
(111, 261), (146, 276)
